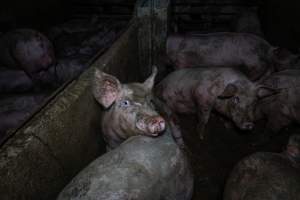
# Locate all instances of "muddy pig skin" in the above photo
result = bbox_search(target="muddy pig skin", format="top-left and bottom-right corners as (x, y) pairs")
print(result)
(0, 29), (56, 83)
(57, 127), (193, 200)
(256, 69), (300, 133)
(93, 66), (166, 149)
(155, 67), (274, 139)
(167, 32), (278, 80)
(224, 134), (300, 200)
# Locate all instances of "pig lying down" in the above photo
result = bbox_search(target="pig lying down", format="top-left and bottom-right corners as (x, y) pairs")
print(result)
(0, 29), (56, 84)
(0, 55), (92, 93)
(0, 68), (34, 93)
(0, 92), (48, 142)
(93, 66), (166, 149)
(155, 67), (275, 140)
(224, 134), (300, 200)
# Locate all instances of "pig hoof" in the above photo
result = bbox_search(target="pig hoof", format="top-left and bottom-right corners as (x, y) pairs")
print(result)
(196, 126), (205, 140)
(198, 131), (206, 140)
(199, 135), (204, 140)
(198, 130), (205, 140)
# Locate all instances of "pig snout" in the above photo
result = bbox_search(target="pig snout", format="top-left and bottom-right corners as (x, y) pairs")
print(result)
(136, 116), (166, 136)
(241, 122), (254, 130)
(148, 116), (166, 135)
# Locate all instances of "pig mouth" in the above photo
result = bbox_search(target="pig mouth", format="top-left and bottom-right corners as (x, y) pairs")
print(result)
(136, 116), (166, 136)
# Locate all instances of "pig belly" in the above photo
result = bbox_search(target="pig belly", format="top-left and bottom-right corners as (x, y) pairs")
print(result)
(167, 97), (196, 114)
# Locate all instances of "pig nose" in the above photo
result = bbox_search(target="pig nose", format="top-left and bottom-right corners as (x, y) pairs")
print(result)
(148, 116), (166, 136)
(242, 122), (254, 130)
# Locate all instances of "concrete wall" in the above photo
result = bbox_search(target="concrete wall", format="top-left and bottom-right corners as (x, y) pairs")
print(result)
(0, 20), (140, 200)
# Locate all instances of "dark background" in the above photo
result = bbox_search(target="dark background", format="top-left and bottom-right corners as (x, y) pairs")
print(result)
(1, 0), (300, 51)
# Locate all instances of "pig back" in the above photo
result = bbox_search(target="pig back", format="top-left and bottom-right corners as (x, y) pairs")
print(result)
(155, 68), (202, 114)
(224, 152), (300, 200)
(57, 130), (194, 200)
(167, 32), (273, 80)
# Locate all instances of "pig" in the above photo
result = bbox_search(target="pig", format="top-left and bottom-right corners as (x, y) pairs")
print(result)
(0, 29), (56, 85)
(223, 134), (300, 200)
(92, 66), (166, 149)
(0, 92), (47, 142)
(0, 68), (34, 93)
(256, 69), (300, 134)
(0, 54), (92, 93)
(57, 126), (194, 200)
(271, 48), (300, 71)
(38, 55), (91, 89)
(155, 67), (275, 140)
(232, 8), (264, 37)
(166, 33), (278, 80)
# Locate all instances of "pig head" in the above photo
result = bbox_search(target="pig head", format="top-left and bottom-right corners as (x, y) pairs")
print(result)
(15, 30), (56, 78)
(93, 66), (166, 149)
(214, 80), (276, 131)
(0, 29), (56, 85)
(271, 47), (300, 70)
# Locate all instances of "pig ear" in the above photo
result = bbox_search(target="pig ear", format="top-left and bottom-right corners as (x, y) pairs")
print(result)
(143, 65), (158, 91)
(93, 68), (121, 108)
(256, 86), (277, 99)
(273, 47), (291, 59)
(218, 83), (238, 99)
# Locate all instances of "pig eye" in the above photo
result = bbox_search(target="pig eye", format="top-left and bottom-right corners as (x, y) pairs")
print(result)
(232, 96), (240, 104)
(120, 100), (131, 107)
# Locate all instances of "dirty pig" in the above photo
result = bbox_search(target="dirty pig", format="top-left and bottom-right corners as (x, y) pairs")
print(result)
(93, 66), (166, 149)
(224, 134), (300, 200)
(155, 67), (274, 140)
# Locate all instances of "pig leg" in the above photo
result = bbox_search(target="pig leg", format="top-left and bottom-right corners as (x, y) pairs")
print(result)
(153, 97), (185, 147)
(196, 107), (212, 140)
(169, 119), (185, 148)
